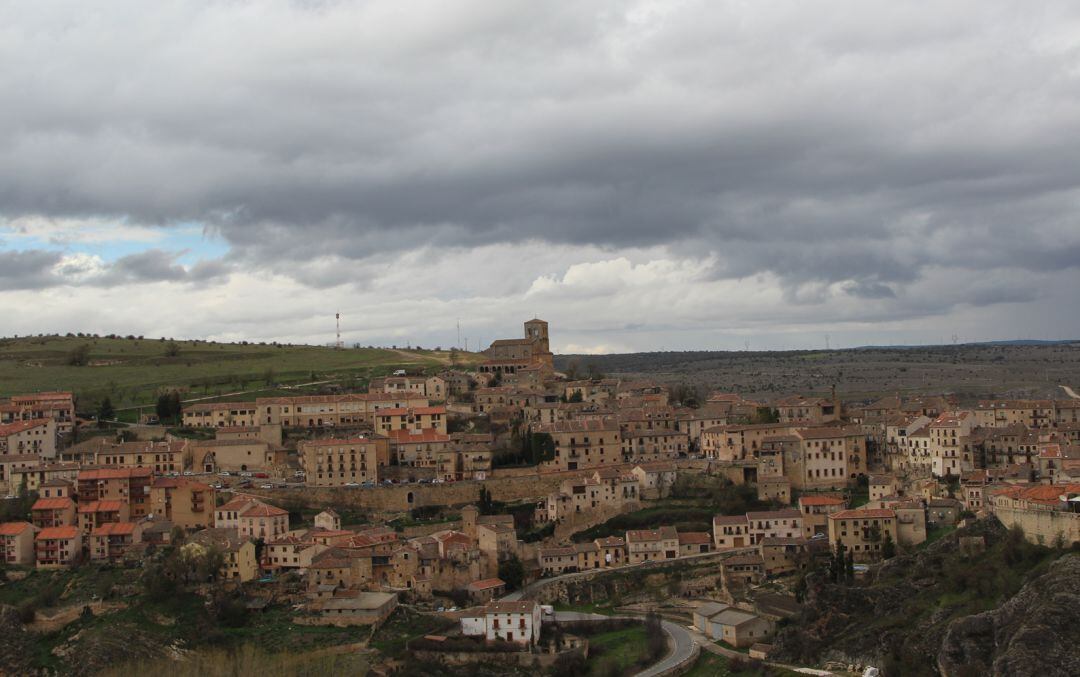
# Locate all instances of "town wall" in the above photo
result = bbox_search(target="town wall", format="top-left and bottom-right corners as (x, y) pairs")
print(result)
(992, 506), (1080, 546)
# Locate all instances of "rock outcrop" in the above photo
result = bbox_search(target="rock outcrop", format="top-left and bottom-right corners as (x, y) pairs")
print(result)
(938, 553), (1080, 677)
(0, 605), (38, 676)
(770, 517), (1079, 676)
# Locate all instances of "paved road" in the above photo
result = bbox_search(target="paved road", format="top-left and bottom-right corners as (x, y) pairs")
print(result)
(1062, 385), (1080, 400)
(636, 619), (696, 677)
(502, 546), (757, 602)
(549, 612), (697, 677)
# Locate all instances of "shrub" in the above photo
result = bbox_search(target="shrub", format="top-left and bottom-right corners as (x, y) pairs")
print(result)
(17, 601), (36, 624)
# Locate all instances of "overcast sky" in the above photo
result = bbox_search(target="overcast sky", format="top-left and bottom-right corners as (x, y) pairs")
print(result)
(3, 1), (1080, 353)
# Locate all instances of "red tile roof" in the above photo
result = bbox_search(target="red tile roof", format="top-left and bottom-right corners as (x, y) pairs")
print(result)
(0, 420), (51, 435)
(466, 578), (506, 591)
(241, 503), (288, 518)
(0, 521), (33, 536)
(799, 495), (845, 507)
(301, 437), (380, 447)
(746, 509), (802, 520)
(32, 497), (73, 511)
(217, 497), (259, 512)
(829, 509), (896, 520)
(78, 467), (152, 480)
(386, 429), (451, 444)
(678, 532), (712, 544)
(79, 500), (125, 513)
(91, 522), (138, 536)
(626, 527), (678, 541)
(36, 525), (80, 540)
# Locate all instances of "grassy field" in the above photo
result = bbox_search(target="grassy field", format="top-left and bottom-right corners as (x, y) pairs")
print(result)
(557, 342), (1080, 402)
(0, 335), (480, 412)
(584, 625), (651, 676)
(553, 601), (617, 616)
(682, 652), (797, 676)
(0, 565), (375, 674)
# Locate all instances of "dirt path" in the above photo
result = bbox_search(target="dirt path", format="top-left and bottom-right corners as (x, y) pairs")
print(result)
(386, 349), (455, 365)
(29, 601), (127, 633)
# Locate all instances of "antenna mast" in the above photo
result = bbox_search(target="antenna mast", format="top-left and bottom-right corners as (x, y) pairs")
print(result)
(335, 312), (343, 350)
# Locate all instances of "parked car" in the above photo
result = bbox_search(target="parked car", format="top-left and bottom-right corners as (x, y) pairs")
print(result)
(345, 482), (360, 488)
(260, 484), (273, 489)
(219, 471), (231, 476)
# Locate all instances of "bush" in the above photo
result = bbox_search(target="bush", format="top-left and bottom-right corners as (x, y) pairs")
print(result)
(17, 601), (36, 624)
(551, 650), (587, 677)
(66, 343), (91, 366)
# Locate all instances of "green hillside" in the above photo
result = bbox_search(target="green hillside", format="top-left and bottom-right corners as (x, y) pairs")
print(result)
(0, 335), (478, 414)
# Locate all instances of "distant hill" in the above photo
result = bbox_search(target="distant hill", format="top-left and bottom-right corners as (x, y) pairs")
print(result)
(852, 339), (1080, 349)
(554, 341), (1080, 401)
(0, 335), (479, 414)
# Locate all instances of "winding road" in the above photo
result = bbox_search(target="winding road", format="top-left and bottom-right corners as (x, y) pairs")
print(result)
(502, 549), (758, 674)
(550, 611), (696, 677)
(636, 619), (697, 677)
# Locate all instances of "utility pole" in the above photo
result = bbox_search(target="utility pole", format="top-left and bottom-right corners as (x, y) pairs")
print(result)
(457, 319), (461, 350)
(825, 334), (830, 350)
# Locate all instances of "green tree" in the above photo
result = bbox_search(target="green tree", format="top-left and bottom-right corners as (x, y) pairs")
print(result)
(831, 539), (847, 583)
(845, 550), (855, 582)
(164, 341), (181, 357)
(498, 554), (525, 591)
(529, 432), (556, 465)
(751, 406), (780, 424)
(97, 397), (115, 426)
(478, 486), (495, 515)
(66, 343), (91, 366)
(645, 612), (667, 661)
(882, 529), (896, 559)
(564, 360), (580, 380)
(156, 393), (173, 421)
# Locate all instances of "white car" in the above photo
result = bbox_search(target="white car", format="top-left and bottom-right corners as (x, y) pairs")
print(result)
(344, 482), (360, 488)
(260, 483), (273, 489)
(218, 471), (231, 476)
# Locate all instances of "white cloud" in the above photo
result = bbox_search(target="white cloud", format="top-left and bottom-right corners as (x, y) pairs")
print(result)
(2, 216), (165, 245)
(1, 2), (1079, 349)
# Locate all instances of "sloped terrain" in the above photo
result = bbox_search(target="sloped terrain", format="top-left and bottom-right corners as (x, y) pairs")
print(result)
(770, 517), (1075, 676)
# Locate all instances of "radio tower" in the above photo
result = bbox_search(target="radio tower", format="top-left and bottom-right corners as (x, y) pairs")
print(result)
(335, 312), (343, 350)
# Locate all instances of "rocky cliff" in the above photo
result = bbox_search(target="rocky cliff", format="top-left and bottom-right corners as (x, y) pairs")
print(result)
(0, 605), (38, 676)
(938, 552), (1080, 677)
(770, 517), (1076, 676)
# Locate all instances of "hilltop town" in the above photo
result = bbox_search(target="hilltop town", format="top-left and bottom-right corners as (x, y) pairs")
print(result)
(1, 320), (1078, 676)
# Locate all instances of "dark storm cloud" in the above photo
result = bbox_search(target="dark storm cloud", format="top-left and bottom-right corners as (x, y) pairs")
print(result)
(1, 1), (1079, 316)
(0, 250), (63, 290)
(95, 250), (232, 287)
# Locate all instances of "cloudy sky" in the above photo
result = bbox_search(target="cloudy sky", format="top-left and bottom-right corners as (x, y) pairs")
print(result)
(3, 1), (1080, 353)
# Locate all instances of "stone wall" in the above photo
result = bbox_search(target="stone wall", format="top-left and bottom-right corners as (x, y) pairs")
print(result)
(412, 645), (585, 668)
(251, 471), (569, 513)
(993, 506), (1080, 546)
